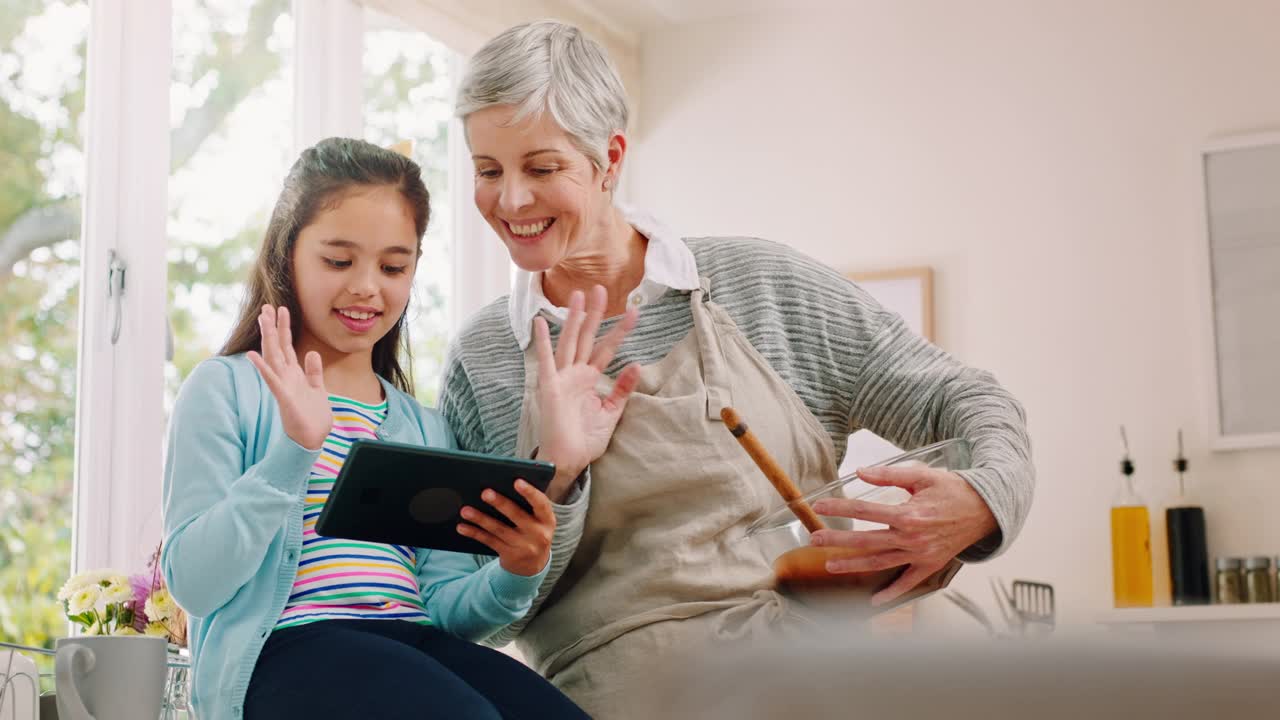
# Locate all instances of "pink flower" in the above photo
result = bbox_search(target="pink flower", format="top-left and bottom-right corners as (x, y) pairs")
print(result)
(129, 572), (153, 631)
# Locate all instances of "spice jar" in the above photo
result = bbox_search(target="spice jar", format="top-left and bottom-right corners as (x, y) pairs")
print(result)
(1244, 557), (1273, 603)
(1215, 557), (1244, 604)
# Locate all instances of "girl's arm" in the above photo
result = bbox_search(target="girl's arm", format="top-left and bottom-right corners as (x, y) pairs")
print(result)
(415, 548), (550, 641)
(164, 307), (331, 618)
(160, 358), (320, 618)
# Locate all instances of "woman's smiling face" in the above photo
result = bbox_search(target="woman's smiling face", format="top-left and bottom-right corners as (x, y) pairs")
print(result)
(466, 105), (613, 272)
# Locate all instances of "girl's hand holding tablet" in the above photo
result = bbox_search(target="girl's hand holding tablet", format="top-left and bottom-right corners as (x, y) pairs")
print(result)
(458, 481), (557, 577)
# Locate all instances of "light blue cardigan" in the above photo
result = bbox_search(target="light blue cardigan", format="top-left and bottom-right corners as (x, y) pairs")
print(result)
(160, 354), (549, 720)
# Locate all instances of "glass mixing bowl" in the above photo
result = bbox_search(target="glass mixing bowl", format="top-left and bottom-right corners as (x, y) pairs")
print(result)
(745, 438), (972, 611)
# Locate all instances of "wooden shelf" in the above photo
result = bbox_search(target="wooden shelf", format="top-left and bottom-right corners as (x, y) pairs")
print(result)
(1099, 603), (1280, 624)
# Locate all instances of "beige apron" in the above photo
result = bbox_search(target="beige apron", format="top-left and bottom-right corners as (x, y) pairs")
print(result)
(515, 279), (839, 718)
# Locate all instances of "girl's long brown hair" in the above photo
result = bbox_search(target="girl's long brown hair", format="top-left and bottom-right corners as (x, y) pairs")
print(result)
(220, 137), (430, 394)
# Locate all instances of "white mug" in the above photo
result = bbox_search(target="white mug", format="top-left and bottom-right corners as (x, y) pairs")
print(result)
(55, 636), (166, 720)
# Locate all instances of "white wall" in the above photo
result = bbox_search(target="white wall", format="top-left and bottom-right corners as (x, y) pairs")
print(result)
(628, 0), (1280, 623)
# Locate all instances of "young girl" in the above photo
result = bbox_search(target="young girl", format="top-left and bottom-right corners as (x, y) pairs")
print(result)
(160, 138), (639, 720)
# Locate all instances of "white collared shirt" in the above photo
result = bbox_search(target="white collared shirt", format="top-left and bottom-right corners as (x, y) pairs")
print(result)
(507, 205), (701, 349)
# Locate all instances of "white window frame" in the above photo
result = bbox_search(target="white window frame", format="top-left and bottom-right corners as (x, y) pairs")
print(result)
(294, 0), (365, 152)
(74, 0), (173, 573)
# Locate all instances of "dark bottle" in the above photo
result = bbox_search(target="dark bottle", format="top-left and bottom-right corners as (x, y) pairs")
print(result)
(1167, 431), (1210, 605)
(1167, 506), (1210, 604)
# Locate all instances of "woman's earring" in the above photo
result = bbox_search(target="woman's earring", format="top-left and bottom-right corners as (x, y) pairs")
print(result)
(602, 177), (613, 191)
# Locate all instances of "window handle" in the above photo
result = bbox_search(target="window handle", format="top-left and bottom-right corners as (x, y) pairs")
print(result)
(107, 249), (126, 345)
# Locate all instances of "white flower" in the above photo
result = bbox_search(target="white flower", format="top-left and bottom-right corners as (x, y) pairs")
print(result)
(56, 577), (81, 601)
(67, 586), (101, 616)
(56, 572), (93, 601)
(144, 589), (176, 623)
(57, 569), (124, 600)
(144, 622), (170, 638)
(111, 626), (139, 636)
(101, 581), (133, 606)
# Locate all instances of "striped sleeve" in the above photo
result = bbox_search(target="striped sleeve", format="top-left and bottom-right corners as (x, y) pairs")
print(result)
(848, 303), (1034, 558)
(687, 238), (1033, 560)
(751, 243), (1034, 560)
(438, 346), (485, 455)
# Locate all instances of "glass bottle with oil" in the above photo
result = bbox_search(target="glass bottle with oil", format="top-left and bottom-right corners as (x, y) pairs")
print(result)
(1166, 430), (1210, 605)
(1111, 427), (1153, 607)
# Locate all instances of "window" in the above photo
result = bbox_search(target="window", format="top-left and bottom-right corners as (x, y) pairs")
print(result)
(0, 0), (88, 653)
(166, 0), (294, 391)
(362, 8), (459, 404)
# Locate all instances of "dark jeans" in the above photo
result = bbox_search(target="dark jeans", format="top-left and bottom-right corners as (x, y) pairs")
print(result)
(245, 619), (590, 719)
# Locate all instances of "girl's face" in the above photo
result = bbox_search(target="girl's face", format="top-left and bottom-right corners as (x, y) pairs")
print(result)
(291, 185), (418, 363)
(466, 105), (614, 272)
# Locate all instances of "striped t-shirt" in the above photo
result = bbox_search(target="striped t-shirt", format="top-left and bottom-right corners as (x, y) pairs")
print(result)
(275, 395), (431, 630)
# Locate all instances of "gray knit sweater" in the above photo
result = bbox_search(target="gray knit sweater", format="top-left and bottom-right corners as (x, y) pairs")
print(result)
(438, 236), (1034, 645)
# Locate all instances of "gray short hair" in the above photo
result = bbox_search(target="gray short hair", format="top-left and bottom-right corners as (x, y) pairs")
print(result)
(456, 20), (630, 172)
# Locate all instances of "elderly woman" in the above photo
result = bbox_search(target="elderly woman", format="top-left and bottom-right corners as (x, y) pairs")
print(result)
(439, 19), (1034, 718)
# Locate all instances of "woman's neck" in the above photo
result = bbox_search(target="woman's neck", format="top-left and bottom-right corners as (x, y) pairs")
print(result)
(542, 207), (647, 318)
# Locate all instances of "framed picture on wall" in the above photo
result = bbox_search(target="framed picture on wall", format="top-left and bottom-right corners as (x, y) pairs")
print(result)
(849, 266), (935, 342)
(841, 266), (935, 474)
(1201, 132), (1280, 451)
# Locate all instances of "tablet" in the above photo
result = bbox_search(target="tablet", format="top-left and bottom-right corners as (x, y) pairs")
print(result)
(314, 440), (556, 556)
